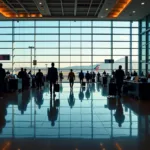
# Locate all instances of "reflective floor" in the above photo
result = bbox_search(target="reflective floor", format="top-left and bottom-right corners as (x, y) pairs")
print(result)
(0, 83), (150, 150)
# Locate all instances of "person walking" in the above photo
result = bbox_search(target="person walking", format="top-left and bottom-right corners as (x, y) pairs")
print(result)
(97, 72), (101, 82)
(79, 70), (84, 84)
(85, 71), (90, 84)
(59, 71), (63, 83)
(36, 69), (44, 90)
(0, 63), (6, 99)
(47, 62), (58, 95)
(115, 65), (125, 97)
(68, 69), (75, 89)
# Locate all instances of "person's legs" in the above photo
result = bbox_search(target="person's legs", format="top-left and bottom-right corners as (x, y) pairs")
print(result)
(0, 82), (4, 98)
(117, 83), (122, 96)
(72, 81), (74, 88)
(50, 81), (52, 94)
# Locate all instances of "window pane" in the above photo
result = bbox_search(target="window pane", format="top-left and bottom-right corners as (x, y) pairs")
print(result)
(113, 49), (130, 55)
(113, 42), (130, 48)
(93, 49), (110, 55)
(93, 56), (111, 62)
(113, 21), (130, 27)
(113, 35), (130, 41)
(0, 21), (12, 27)
(93, 28), (111, 34)
(113, 28), (130, 34)
(14, 21), (34, 27)
(36, 28), (58, 34)
(93, 35), (111, 41)
(36, 21), (58, 26)
(93, 21), (111, 27)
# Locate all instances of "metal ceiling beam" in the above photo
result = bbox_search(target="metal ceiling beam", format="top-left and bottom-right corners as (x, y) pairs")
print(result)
(4, 0), (18, 14)
(60, 0), (64, 16)
(16, 0), (29, 14)
(33, 0), (51, 16)
(74, 0), (77, 16)
(87, 0), (93, 16)
(94, 0), (104, 16)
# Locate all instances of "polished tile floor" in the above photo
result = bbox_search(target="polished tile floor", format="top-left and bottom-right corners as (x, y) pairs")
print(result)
(0, 83), (150, 150)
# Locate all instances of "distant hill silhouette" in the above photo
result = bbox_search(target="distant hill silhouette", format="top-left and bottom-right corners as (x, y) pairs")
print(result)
(61, 57), (138, 71)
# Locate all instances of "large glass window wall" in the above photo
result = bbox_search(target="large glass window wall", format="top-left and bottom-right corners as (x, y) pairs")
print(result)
(0, 20), (139, 81)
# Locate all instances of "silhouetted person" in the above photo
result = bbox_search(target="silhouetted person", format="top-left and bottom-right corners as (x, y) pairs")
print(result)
(112, 70), (115, 79)
(68, 90), (75, 108)
(36, 69), (44, 90)
(6, 70), (10, 75)
(115, 65), (125, 96)
(85, 86), (90, 100)
(96, 82), (100, 92)
(68, 69), (75, 89)
(92, 72), (96, 80)
(97, 72), (101, 82)
(79, 70), (84, 84)
(24, 69), (28, 78)
(79, 87), (84, 102)
(59, 71), (63, 83)
(47, 98), (58, 126)
(90, 72), (93, 82)
(114, 98), (125, 127)
(28, 70), (32, 77)
(133, 70), (137, 76)
(18, 90), (30, 115)
(0, 100), (7, 133)
(18, 68), (25, 79)
(0, 63), (6, 98)
(92, 83), (95, 92)
(85, 71), (90, 83)
(35, 90), (44, 109)
(47, 62), (58, 95)
(103, 70), (106, 76)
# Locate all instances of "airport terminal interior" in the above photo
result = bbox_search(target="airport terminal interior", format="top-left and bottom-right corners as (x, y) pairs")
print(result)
(0, 0), (150, 150)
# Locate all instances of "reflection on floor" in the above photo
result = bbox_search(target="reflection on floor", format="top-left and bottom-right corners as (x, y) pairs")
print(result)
(0, 83), (150, 150)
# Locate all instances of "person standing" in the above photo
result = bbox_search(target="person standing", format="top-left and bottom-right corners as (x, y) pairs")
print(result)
(103, 70), (106, 76)
(0, 63), (6, 99)
(47, 62), (58, 95)
(59, 71), (63, 83)
(97, 72), (101, 82)
(85, 71), (90, 84)
(115, 65), (125, 97)
(68, 69), (75, 89)
(6, 70), (10, 75)
(18, 68), (25, 79)
(36, 69), (44, 90)
(79, 70), (84, 84)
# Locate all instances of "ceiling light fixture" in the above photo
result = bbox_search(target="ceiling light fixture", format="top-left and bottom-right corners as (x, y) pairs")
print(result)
(141, 2), (145, 5)
(106, 8), (108, 11)
(39, 2), (42, 5)
(133, 11), (136, 13)
(107, 0), (132, 18)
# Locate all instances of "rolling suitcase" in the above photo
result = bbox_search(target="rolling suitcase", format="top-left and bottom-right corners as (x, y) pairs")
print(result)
(107, 97), (117, 110)
(108, 83), (116, 96)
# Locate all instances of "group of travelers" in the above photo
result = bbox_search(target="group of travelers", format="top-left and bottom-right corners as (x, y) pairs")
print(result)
(0, 60), (140, 99)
